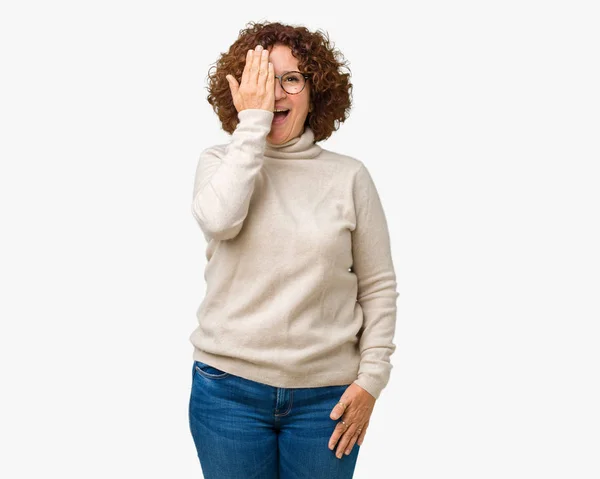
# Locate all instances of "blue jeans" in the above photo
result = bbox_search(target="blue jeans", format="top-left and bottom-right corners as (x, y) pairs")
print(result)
(188, 360), (361, 478)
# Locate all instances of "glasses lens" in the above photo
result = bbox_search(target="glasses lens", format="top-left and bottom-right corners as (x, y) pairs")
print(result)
(281, 72), (305, 94)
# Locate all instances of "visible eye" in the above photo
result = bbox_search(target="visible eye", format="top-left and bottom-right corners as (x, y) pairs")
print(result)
(283, 74), (302, 83)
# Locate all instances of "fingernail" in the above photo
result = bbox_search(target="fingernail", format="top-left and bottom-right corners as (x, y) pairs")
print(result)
(336, 452), (342, 459)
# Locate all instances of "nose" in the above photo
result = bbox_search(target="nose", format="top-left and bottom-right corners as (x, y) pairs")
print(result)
(274, 78), (287, 101)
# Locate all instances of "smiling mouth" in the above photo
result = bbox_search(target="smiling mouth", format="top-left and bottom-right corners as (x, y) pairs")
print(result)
(272, 110), (290, 124)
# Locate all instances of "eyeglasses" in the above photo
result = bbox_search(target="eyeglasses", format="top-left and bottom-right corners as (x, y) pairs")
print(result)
(274, 71), (310, 95)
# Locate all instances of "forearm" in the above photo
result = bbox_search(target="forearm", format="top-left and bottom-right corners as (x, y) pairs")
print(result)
(191, 109), (274, 240)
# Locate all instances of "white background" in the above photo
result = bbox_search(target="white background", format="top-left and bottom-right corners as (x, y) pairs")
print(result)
(1, 1), (598, 478)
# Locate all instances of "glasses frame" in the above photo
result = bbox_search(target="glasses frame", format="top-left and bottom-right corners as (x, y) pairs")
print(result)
(274, 71), (310, 95)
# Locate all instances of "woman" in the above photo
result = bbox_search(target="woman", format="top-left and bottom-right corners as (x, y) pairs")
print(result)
(188, 21), (399, 479)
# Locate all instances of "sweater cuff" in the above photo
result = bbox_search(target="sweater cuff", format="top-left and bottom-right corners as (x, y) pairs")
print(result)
(353, 375), (385, 400)
(237, 108), (274, 126)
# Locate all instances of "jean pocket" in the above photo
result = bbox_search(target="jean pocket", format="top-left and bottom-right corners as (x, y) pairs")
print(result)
(194, 360), (230, 379)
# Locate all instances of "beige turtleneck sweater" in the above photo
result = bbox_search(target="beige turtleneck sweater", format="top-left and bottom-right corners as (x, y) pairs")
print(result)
(189, 108), (399, 399)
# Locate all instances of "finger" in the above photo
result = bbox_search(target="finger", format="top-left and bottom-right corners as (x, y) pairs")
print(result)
(330, 401), (347, 420)
(266, 61), (274, 90)
(258, 48), (269, 82)
(330, 421), (350, 453)
(328, 426), (343, 450)
(357, 422), (368, 446)
(335, 424), (358, 459)
(328, 419), (349, 451)
(225, 74), (238, 95)
(250, 45), (263, 84)
(344, 432), (359, 455)
(241, 49), (253, 85)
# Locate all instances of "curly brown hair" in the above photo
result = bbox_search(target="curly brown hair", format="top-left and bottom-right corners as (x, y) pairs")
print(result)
(206, 21), (353, 142)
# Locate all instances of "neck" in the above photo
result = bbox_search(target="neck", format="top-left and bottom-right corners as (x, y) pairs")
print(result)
(265, 126), (322, 160)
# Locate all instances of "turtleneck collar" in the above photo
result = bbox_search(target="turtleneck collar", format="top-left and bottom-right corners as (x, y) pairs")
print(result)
(265, 126), (322, 160)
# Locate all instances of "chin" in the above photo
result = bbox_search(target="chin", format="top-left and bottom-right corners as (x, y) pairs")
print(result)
(267, 131), (289, 145)
(268, 126), (303, 145)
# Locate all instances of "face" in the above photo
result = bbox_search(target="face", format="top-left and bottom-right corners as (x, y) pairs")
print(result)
(265, 44), (312, 145)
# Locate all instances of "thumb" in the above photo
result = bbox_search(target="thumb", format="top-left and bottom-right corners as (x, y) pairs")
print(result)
(330, 403), (344, 420)
(225, 74), (238, 94)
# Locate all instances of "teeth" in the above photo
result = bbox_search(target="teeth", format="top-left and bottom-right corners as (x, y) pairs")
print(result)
(274, 109), (289, 113)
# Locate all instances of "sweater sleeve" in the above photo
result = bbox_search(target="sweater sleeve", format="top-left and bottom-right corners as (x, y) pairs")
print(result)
(191, 109), (274, 241)
(350, 163), (400, 400)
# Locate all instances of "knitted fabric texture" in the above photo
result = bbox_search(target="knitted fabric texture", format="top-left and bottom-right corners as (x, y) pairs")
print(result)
(189, 108), (399, 399)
